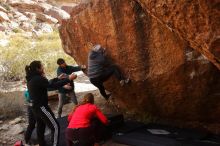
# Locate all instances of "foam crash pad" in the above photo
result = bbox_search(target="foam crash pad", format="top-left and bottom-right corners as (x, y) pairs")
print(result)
(106, 114), (124, 131)
(30, 114), (124, 145)
(112, 123), (220, 146)
(113, 132), (182, 146)
(30, 116), (68, 146)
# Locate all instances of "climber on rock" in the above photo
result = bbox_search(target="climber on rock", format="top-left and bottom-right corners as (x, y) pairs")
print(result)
(87, 44), (130, 100)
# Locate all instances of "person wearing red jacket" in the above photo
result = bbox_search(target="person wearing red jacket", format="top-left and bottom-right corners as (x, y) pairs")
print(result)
(66, 93), (108, 146)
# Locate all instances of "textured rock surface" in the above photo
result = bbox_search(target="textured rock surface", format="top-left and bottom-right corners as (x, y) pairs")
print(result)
(44, 6), (70, 23)
(59, 0), (220, 133)
(136, 0), (220, 70)
(7, 0), (69, 23)
(0, 6), (7, 13)
(0, 0), (73, 32)
(36, 13), (58, 24)
(0, 11), (9, 22)
(61, 5), (77, 14)
(7, 0), (49, 13)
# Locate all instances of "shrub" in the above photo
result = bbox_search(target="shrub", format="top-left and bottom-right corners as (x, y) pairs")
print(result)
(0, 31), (75, 80)
(0, 2), (11, 11)
(12, 28), (22, 33)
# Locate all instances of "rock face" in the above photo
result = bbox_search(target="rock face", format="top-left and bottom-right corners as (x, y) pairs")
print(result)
(44, 6), (70, 23)
(7, 0), (50, 13)
(36, 13), (58, 24)
(0, 0), (72, 33)
(59, 0), (220, 133)
(136, 0), (220, 70)
(0, 11), (10, 22)
(7, 0), (70, 23)
(61, 5), (77, 14)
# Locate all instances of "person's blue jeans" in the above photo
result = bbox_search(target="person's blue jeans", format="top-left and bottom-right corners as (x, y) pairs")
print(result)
(57, 91), (78, 118)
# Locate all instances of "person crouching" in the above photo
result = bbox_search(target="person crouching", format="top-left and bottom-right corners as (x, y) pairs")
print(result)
(66, 93), (108, 146)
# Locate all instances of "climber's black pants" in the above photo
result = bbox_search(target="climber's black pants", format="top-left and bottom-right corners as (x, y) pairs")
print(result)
(90, 65), (123, 100)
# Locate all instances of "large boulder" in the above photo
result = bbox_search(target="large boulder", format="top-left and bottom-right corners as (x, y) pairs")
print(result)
(0, 6), (7, 13)
(36, 13), (58, 24)
(13, 11), (29, 22)
(20, 21), (34, 31)
(59, 0), (220, 133)
(8, 21), (19, 30)
(0, 24), (6, 31)
(34, 23), (53, 33)
(136, 0), (220, 70)
(7, 0), (69, 24)
(44, 7), (70, 23)
(7, 0), (52, 13)
(23, 12), (36, 19)
(0, 11), (10, 22)
(61, 5), (77, 14)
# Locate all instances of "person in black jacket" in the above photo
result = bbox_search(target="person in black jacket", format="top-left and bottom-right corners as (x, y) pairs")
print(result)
(88, 44), (130, 100)
(25, 60), (77, 146)
(56, 58), (86, 118)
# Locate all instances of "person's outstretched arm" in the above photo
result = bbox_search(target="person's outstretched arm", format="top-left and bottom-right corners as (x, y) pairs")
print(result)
(40, 74), (76, 89)
(69, 65), (82, 72)
(95, 106), (108, 125)
(47, 78), (69, 91)
(48, 78), (70, 89)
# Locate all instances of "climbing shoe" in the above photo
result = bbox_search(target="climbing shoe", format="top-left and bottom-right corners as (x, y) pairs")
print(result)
(105, 93), (112, 100)
(120, 78), (130, 86)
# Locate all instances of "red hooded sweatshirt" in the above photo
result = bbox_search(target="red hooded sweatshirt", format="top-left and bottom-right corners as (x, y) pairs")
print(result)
(68, 103), (108, 128)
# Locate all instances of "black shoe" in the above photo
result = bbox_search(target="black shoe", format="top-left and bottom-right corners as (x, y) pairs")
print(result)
(105, 93), (112, 100)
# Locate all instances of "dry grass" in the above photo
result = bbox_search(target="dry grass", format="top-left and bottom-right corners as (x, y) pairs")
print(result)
(0, 91), (25, 119)
(0, 31), (75, 81)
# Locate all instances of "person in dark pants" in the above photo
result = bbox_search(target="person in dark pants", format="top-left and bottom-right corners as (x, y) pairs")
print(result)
(25, 60), (77, 146)
(66, 93), (108, 146)
(88, 44), (130, 100)
(56, 58), (86, 118)
(24, 88), (36, 145)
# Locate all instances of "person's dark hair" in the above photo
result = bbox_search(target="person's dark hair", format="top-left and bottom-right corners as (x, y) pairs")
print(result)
(25, 60), (42, 80)
(82, 93), (94, 104)
(57, 58), (65, 65)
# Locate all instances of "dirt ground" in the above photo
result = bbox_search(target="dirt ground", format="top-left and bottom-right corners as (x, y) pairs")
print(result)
(0, 72), (128, 146)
